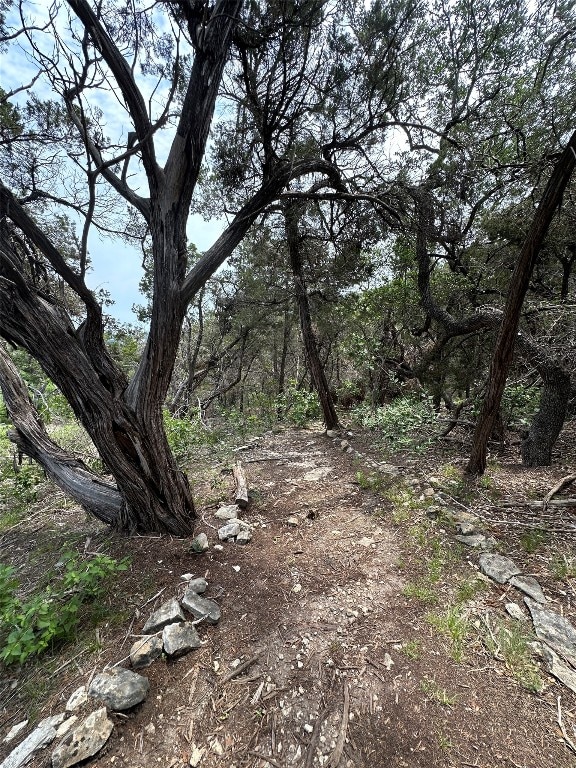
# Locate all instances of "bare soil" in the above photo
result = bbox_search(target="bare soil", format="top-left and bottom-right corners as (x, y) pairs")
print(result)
(2, 425), (576, 768)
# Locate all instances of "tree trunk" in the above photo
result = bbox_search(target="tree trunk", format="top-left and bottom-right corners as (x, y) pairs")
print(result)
(284, 204), (339, 430)
(466, 131), (576, 475)
(522, 366), (571, 466)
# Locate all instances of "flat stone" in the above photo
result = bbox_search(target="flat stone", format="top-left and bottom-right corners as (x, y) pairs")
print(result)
(215, 505), (241, 520)
(88, 668), (149, 711)
(525, 598), (576, 667)
(65, 687), (88, 712)
(455, 534), (487, 548)
(143, 597), (185, 634)
(303, 467), (332, 481)
(326, 430), (338, 438)
(163, 622), (202, 657)
(55, 717), (77, 738)
(181, 588), (221, 624)
(130, 635), (164, 669)
(509, 575), (547, 604)
(218, 522), (241, 540)
(505, 602), (527, 622)
(186, 577), (208, 594)
(235, 529), (252, 545)
(52, 708), (113, 768)
(188, 532), (209, 553)
(479, 553), (521, 584)
(358, 536), (375, 547)
(3, 721), (28, 744)
(0, 714), (64, 768)
(286, 516), (300, 527)
(541, 645), (576, 695)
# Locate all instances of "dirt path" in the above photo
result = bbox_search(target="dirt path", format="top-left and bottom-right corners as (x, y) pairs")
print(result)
(2, 426), (576, 768)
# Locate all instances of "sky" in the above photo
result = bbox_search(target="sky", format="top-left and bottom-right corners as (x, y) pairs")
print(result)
(2, 2), (227, 325)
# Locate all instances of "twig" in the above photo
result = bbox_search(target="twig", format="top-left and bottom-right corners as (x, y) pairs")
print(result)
(543, 475), (576, 512)
(220, 653), (261, 684)
(328, 680), (350, 768)
(304, 707), (329, 768)
(557, 695), (576, 755)
(247, 751), (285, 768)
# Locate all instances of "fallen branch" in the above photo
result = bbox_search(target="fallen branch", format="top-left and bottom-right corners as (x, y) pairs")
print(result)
(304, 707), (329, 768)
(247, 751), (285, 768)
(543, 475), (576, 512)
(328, 680), (350, 768)
(233, 460), (249, 509)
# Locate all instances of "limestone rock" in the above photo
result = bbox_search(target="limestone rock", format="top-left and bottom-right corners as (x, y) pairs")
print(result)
(189, 533), (209, 553)
(525, 598), (576, 667)
(130, 635), (164, 669)
(88, 668), (149, 711)
(303, 467), (332, 481)
(326, 429), (338, 438)
(3, 721), (28, 744)
(285, 516), (300, 527)
(0, 714), (64, 768)
(479, 553), (521, 584)
(143, 597), (185, 634)
(186, 577), (208, 594)
(51, 708), (113, 768)
(455, 534), (487, 548)
(455, 520), (476, 535)
(181, 588), (221, 624)
(236, 528), (253, 545)
(505, 602), (526, 622)
(509, 575), (547, 604)
(541, 644), (576, 695)
(215, 505), (240, 520)
(163, 622), (202, 657)
(218, 522), (241, 540)
(65, 687), (88, 712)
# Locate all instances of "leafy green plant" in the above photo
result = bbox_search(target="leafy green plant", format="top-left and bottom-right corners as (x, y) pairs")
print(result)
(163, 410), (220, 461)
(351, 396), (437, 453)
(274, 381), (320, 427)
(0, 551), (129, 665)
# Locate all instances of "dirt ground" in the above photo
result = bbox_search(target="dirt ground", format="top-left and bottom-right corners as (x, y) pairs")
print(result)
(2, 425), (576, 768)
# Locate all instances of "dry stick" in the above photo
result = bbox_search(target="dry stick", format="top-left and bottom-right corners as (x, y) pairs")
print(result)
(328, 680), (350, 768)
(233, 459), (249, 509)
(246, 751), (285, 768)
(557, 695), (576, 755)
(543, 474), (576, 512)
(304, 707), (330, 768)
(220, 652), (261, 684)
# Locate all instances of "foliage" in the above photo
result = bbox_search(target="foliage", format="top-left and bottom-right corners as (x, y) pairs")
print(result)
(0, 551), (129, 665)
(351, 396), (438, 452)
(275, 381), (321, 427)
(163, 411), (220, 462)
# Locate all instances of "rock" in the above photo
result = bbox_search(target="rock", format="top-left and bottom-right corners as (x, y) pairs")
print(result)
(0, 714), (64, 768)
(186, 577), (208, 594)
(130, 635), (164, 669)
(455, 534), (487, 548)
(455, 520), (476, 535)
(88, 668), (149, 711)
(142, 597), (185, 634)
(505, 602), (526, 621)
(541, 645), (576, 695)
(479, 553), (521, 584)
(55, 717), (77, 738)
(65, 687), (88, 712)
(340, 440), (350, 450)
(326, 430), (338, 438)
(218, 521), (241, 540)
(215, 505), (241, 520)
(525, 598), (576, 667)
(181, 588), (221, 624)
(188, 533), (209, 553)
(286, 516), (300, 527)
(303, 467), (332, 481)
(509, 575), (547, 604)
(3, 721), (28, 744)
(236, 528), (253, 545)
(51, 708), (113, 768)
(162, 622), (202, 657)
(358, 537), (375, 547)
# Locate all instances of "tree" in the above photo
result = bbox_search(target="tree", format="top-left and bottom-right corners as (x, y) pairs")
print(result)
(0, 0), (341, 534)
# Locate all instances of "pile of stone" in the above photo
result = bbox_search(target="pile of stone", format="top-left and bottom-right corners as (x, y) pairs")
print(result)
(214, 504), (253, 545)
(1, 578), (221, 768)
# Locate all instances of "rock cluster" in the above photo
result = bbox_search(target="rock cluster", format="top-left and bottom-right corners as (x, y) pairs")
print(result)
(214, 503), (253, 544)
(1, 577), (221, 768)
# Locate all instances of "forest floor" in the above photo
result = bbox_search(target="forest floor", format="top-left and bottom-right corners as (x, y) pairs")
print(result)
(2, 423), (576, 768)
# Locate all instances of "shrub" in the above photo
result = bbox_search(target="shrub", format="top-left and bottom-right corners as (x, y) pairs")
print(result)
(351, 396), (437, 452)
